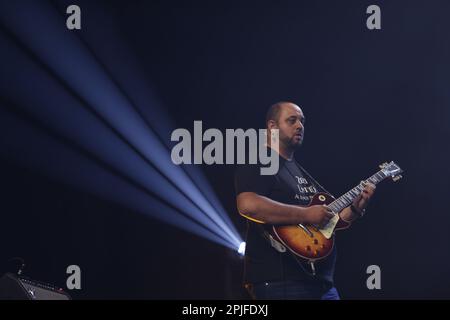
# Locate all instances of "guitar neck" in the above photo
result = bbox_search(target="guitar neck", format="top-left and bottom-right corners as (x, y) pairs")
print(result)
(328, 169), (388, 213)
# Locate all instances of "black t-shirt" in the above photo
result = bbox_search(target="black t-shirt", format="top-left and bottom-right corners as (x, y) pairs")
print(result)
(234, 151), (336, 285)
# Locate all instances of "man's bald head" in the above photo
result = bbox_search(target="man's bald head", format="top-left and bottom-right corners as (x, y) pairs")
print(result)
(266, 101), (305, 150)
(265, 101), (302, 128)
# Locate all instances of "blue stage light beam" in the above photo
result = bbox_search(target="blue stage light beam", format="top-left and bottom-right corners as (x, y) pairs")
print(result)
(0, 2), (243, 250)
(66, 0), (241, 241)
(0, 104), (235, 250)
(0, 0), (242, 249)
(0, 30), (237, 250)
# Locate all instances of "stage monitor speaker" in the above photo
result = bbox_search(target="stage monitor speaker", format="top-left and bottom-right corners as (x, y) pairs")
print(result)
(0, 273), (71, 300)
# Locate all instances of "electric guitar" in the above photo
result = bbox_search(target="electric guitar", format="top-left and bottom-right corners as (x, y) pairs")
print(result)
(272, 161), (403, 264)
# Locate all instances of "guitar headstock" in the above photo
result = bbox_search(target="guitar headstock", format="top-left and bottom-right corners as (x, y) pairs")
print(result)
(379, 161), (403, 182)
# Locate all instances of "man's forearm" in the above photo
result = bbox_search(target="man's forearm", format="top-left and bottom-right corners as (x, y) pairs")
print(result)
(237, 192), (308, 225)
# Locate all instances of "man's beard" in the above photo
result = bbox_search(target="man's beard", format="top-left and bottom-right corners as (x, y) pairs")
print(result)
(281, 135), (303, 150)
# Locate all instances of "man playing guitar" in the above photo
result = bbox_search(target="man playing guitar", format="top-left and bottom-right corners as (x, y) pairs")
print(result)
(234, 101), (376, 300)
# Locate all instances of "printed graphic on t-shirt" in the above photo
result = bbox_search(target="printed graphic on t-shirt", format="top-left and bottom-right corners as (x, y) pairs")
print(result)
(294, 175), (318, 202)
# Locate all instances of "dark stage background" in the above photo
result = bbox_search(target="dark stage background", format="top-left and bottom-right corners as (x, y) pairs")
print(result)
(1, 0), (450, 299)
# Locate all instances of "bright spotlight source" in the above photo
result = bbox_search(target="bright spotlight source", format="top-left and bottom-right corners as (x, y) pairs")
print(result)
(238, 242), (246, 256)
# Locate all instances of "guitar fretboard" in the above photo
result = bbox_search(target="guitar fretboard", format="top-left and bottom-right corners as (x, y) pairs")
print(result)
(328, 170), (387, 213)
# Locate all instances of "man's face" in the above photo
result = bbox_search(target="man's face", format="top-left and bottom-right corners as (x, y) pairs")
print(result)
(273, 104), (305, 149)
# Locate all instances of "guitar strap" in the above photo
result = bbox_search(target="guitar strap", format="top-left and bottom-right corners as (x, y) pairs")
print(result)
(293, 160), (335, 198)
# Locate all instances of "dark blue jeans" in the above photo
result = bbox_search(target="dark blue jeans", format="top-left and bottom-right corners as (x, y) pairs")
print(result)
(246, 280), (340, 300)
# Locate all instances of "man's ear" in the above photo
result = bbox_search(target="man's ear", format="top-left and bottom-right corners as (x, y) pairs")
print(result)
(267, 120), (278, 131)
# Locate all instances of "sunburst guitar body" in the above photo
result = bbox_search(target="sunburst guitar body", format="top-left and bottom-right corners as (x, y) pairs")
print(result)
(272, 192), (349, 261)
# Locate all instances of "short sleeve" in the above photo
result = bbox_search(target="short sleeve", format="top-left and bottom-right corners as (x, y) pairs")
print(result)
(234, 164), (276, 197)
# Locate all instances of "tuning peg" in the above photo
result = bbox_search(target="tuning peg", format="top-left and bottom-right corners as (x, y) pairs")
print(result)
(379, 162), (387, 169)
(392, 175), (402, 182)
